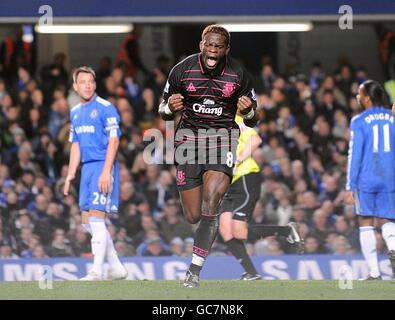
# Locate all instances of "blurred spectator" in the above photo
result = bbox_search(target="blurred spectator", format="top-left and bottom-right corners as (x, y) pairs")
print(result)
(132, 215), (160, 247)
(333, 215), (359, 251)
(46, 201), (68, 231)
(299, 191), (319, 219)
(10, 142), (41, 179)
(115, 227), (134, 247)
(13, 212), (34, 234)
(48, 97), (69, 140)
(32, 245), (49, 258)
(254, 237), (274, 255)
(20, 236), (40, 258)
(136, 226), (168, 256)
(316, 75), (347, 108)
(70, 225), (91, 257)
(114, 240), (136, 257)
(170, 237), (184, 256)
(335, 64), (354, 100)
(158, 200), (192, 243)
(16, 227), (36, 254)
(141, 236), (172, 257)
(144, 54), (171, 103)
(95, 56), (112, 96)
(135, 88), (157, 128)
(40, 53), (68, 103)
(332, 235), (354, 255)
(0, 240), (19, 259)
(310, 208), (333, 245)
(254, 64), (276, 94)
(304, 234), (325, 254)
(290, 208), (308, 224)
(318, 175), (340, 203)
(309, 62), (325, 92)
(47, 229), (74, 257)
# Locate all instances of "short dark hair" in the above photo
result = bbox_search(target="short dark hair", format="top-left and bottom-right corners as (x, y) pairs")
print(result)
(362, 79), (389, 107)
(201, 24), (230, 47)
(73, 66), (96, 83)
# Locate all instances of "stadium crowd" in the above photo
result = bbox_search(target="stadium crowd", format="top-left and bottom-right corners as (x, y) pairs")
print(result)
(0, 32), (391, 259)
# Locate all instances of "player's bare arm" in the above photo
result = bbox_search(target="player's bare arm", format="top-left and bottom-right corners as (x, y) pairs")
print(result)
(392, 102), (395, 116)
(159, 93), (184, 121)
(64, 142), (81, 196)
(98, 136), (119, 194)
(236, 134), (262, 165)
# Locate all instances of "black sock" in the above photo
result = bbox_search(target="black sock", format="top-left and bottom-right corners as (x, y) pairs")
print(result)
(249, 225), (291, 238)
(226, 238), (257, 275)
(189, 264), (201, 275)
(189, 215), (219, 275)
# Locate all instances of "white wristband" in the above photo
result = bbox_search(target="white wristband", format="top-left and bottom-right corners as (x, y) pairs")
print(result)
(164, 104), (173, 115)
(242, 108), (255, 120)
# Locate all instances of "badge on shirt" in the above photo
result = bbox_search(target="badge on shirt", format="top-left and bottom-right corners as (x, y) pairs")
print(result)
(90, 109), (98, 119)
(222, 83), (236, 97)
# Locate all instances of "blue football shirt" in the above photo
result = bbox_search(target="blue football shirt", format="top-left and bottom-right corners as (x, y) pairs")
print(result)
(346, 107), (395, 192)
(69, 95), (121, 163)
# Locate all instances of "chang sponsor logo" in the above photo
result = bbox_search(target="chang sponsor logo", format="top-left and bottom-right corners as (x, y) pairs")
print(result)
(192, 103), (223, 116)
(203, 98), (215, 105)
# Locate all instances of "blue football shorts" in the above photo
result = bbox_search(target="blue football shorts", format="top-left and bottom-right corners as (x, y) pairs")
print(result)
(353, 189), (395, 219)
(79, 160), (119, 214)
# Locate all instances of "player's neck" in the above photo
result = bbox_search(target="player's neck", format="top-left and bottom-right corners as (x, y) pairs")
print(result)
(80, 93), (96, 105)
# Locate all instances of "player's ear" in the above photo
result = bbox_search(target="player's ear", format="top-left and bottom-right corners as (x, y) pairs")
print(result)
(226, 46), (230, 55)
(199, 41), (204, 52)
(73, 82), (78, 92)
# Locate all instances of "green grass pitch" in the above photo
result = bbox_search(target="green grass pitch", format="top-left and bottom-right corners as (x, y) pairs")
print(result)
(0, 280), (393, 300)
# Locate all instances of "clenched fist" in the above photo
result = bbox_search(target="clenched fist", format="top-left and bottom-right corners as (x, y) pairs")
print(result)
(237, 96), (253, 115)
(168, 94), (185, 113)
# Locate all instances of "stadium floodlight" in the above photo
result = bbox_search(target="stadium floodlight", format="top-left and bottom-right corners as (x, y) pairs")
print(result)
(35, 24), (133, 34)
(220, 23), (313, 32)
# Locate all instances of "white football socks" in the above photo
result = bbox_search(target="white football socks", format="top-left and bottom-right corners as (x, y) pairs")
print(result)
(83, 222), (123, 271)
(191, 254), (205, 267)
(382, 222), (395, 251)
(89, 220), (107, 277)
(359, 226), (380, 277)
(106, 230), (123, 269)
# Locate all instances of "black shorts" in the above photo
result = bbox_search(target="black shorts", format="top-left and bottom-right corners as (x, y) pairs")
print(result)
(219, 172), (262, 222)
(176, 163), (233, 191)
(174, 138), (237, 191)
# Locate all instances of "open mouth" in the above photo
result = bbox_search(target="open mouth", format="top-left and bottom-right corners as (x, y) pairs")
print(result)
(206, 56), (218, 69)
